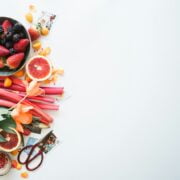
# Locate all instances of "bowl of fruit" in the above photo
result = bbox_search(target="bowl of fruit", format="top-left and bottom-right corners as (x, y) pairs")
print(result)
(0, 17), (30, 76)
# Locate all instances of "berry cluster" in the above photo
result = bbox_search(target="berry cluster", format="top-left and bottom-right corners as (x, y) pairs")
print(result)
(0, 20), (30, 69)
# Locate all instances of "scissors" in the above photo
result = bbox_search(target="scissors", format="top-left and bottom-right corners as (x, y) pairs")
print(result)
(17, 131), (53, 171)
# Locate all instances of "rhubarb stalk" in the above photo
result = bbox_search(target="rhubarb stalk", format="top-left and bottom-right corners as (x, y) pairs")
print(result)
(0, 99), (16, 108)
(31, 102), (59, 110)
(0, 88), (53, 123)
(41, 87), (64, 95)
(0, 82), (64, 95)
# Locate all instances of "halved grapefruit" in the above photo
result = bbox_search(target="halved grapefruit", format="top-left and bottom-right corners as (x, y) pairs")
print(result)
(0, 128), (21, 152)
(26, 55), (52, 81)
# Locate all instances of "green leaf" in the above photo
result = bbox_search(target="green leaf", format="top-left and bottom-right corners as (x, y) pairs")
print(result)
(0, 114), (16, 133)
(0, 107), (9, 121)
(36, 22), (42, 30)
(0, 134), (7, 142)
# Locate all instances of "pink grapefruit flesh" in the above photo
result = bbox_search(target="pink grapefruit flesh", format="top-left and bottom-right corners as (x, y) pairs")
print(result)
(26, 56), (52, 81)
(0, 128), (21, 152)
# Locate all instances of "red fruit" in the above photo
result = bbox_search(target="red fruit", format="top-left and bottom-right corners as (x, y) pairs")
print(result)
(0, 128), (21, 152)
(28, 27), (40, 41)
(6, 52), (24, 69)
(14, 39), (30, 52)
(26, 56), (52, 81)
(0, 45), (9, 56)
(2, 20), (12, 32)
(22, 129), (31, 136)
(0, 59), (5, 68)
(11, 160), (18, 168)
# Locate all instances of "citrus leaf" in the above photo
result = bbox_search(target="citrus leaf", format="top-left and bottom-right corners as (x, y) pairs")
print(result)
(0, 134), (7, 142)
(0, 107), (9, 121)
(0, 114), (16, 133)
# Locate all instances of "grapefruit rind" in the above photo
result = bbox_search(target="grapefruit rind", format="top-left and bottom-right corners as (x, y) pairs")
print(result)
(0, 128), (21, 152)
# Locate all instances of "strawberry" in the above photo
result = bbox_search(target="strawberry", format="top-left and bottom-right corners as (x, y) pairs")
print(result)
(0, 58), (5, 68)
(14, 39), (30, 52)
(6, 52), (24, 69)
(2, 20), (12, 32)
(28, 26), (40, 41)
(0, 45), (9, 56)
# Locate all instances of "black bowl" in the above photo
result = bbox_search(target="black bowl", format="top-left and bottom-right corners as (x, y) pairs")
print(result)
(0, 17), (31, 76)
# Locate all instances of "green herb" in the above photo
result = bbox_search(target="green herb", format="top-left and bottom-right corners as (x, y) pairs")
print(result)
(0, 107), (9, 121)
(20, 133), (24, 146)
(24, 117), (49, 134)
(0, 134), (7, 142)
(33, 116), (41, 122)
(0, 114), (16, 133)
(24, 124), (41, 134)
(0, 107), (16, 133)
(36, 22), (42, 31)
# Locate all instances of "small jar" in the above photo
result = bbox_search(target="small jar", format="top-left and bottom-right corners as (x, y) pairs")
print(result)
(0, 151), (11, 176)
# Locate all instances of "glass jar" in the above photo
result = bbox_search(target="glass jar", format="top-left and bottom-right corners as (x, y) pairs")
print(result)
(0, 151), (11, 176)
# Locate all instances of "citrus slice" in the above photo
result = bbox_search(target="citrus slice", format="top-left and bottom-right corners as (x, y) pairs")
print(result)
(26, 55), (52, 81)
(0, 128), (21, 152)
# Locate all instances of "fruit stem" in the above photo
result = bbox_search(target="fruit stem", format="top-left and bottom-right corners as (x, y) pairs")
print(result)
(18, 92), (56, 103)
(41, 87), (64, 95)
(31, 102), (59, 110)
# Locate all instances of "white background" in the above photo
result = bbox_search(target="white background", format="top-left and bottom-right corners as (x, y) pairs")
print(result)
(1, 0), (180, 180)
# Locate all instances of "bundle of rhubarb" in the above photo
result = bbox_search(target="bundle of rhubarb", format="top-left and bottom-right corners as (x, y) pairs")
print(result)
(0, 5), (64, 178)
(0, 73), (63, 126)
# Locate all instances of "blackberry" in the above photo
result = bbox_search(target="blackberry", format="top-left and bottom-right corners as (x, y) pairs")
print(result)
(12, 34), (20, 42)
(0, 25), (4, 35)
(19, 32), (25, 38)
(9, 48), (16, 55)
(6, 31), (13, 40)
(13, 23), (23, 32)
(0, 38), (6, 45)
(5, 41), (13, 49)
(7, 27), (14, 33)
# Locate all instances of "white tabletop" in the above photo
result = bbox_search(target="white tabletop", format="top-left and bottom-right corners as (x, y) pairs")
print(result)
(1, 0), (180, 179)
